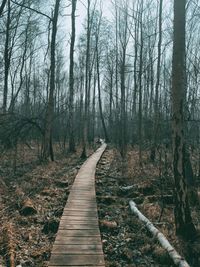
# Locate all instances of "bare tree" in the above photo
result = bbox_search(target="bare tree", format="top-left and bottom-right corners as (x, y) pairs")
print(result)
(2, 0), (10, 112)
(42, 0), (61, 161)
(150, 0), (163, 161)
(81, 0), (91, 159)
(68, 0), (77, 153)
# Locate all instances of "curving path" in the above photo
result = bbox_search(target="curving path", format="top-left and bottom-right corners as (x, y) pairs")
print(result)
(49, 143), (107, 267)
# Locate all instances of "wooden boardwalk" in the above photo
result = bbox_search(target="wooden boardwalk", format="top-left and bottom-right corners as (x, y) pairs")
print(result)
(49, 144), (107, 267)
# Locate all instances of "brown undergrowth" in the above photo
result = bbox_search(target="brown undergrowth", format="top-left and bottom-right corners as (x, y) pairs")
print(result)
(96, 146), (200, 267)
(0, 142), (96, 267)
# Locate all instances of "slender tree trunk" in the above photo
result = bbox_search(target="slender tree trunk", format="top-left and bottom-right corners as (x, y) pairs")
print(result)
(120, 48), (127, 157)
(96, 40), (109, 143)
(68, 0), (77, 153)
(81, 0), (90, 159)
(150, 0), (163, 161)
(0, 0), (7, 16)
(138, 1), (144, 166)
(114, 1), (119, 145)
(42, 0), (60, 161)
(172, 0), (196, 239)
(3, 0), (10, 112)
(92, 67), (96, 141)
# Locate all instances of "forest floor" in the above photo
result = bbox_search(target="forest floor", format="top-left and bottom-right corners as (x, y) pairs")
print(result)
(0, 143), (95, 267)
(96, 146), (200, 267)
(0, 144), (200, 267)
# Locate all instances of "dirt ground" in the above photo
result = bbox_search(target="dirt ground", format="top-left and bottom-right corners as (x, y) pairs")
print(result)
(0, 144), (200, 267)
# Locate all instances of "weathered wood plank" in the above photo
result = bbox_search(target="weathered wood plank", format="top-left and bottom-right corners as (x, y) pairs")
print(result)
(49, 254), (105, 266)
(59, 224), (98, 230)
(59, 219), (98, 225)
(67, 197), (96, 202)
(54, 236), (102, 245)
(49, 144), (106, 266)
(56, 229), (100, 238)
(63, 206), (97, 212)
(52, 244), (103, 254)
(62, 211), (98, 217)
(59, 217), (98, 222)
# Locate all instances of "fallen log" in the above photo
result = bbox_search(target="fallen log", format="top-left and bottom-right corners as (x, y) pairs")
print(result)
(20, 198), (37, 216)
(129, 200), (190, 267)
(100, 220), (118, 229)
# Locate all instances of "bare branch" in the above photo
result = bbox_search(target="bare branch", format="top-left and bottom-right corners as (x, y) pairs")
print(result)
(10, 0), (52, 21)
(0, 0), (7, 16)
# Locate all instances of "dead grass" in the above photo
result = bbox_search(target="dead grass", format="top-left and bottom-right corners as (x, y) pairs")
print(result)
(0, 142), (96, 267)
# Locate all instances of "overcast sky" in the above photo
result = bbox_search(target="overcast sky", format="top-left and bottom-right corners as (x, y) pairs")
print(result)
(57, 0), (112, 65)
(60, 0), (112, 40)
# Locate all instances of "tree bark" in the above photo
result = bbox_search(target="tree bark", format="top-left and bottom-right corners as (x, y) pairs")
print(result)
(138, 0), (144, 166)
(129, 201), (190, 267)
(150, 0), (163, 162)
(42, 0), (60, 161)
(3, 0), (10, 112)
(171, 0), (196, 239)
(96, 37), (109, 143)
(68, 0), (77, 153)
(81, 0), (90, 159)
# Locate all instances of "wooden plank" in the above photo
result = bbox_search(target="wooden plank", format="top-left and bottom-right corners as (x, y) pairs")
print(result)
(59, 219), (98, 226)
(64, 208), (97, 212)
(56, 229), (100, 237)
(52, 244), (103, 254)
(59, 219), (98, 225)
(62, 211), (97, 217)
(65, 201), (97, 206)
(65, 205), (97, 210)
(68, 193), (96, 197)
(67, 196), (96, 201)
(49, 144), (106, 267)
(64, 205), (96, 209)
(62, 215), (97, 223)
(63, 207), (97, 212)
(66, 200), (97, 204)
(69, 192), (96, 196)
(59, 224), (98, 230)
(54, 236), (102, 245)
(49, 254), (105, 266)
(71, 186), (95, 190)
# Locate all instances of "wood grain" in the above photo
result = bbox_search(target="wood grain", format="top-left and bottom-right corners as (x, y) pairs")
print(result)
(48, 144), (106, 266)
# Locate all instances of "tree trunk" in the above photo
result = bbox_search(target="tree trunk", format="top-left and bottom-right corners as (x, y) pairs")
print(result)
(138, 0), (144, 166)
(96, 41), (109, 143)
(0, 0), (7, 16)
(81, 0), (90, 159)
(150, 0), (163, 162)
(120, 48), (127, 157)
(171, 0), (196, 239)
(42, 0), (60, 161)
(68, 0), (77, 153)
(3, 0), (10, 112)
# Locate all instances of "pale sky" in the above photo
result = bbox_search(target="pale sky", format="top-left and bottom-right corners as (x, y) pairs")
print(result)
(64, 0), (112, 34)
(58, 0), (113, 65)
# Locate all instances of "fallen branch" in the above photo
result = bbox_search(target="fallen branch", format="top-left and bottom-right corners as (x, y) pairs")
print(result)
(120, 185), (135, 191)
(129, 200), (190, 267)
(3, 222), (15, 267)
